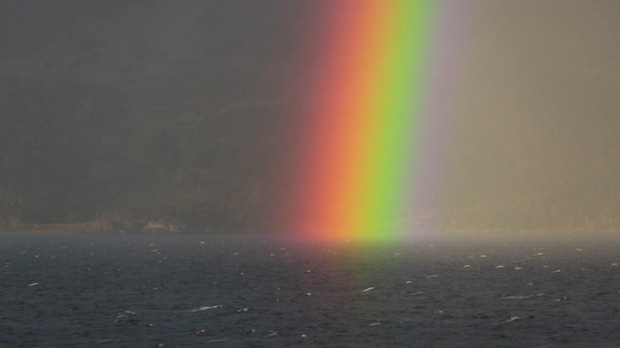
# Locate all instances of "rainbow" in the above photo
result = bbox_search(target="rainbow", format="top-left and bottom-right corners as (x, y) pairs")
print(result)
(286, 1), (470, 242)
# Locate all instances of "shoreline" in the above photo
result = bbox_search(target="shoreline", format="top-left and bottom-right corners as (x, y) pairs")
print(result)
(0, 223), (618, 239)
(0, 223), (85, 235)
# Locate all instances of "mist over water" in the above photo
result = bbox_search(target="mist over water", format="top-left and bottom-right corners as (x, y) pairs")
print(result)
(1, 1), (619, 233)
(2, 233), (620, 347)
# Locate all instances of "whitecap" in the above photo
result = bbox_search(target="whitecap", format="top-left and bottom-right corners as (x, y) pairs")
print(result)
(503, 316), (520, 324)
(188, 305), (222, 312)
(494, 316), (521, 327)
(114, 310), (136, 323)
(501, 295), (531, 300)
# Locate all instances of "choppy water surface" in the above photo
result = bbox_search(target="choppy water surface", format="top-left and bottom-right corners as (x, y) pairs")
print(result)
(2, 234), (620, 347)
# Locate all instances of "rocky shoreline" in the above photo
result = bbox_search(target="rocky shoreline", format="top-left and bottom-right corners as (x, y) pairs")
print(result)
(1, 217), (186, 235)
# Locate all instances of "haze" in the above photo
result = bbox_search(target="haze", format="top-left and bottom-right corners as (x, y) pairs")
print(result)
(1, 0), (619, 235)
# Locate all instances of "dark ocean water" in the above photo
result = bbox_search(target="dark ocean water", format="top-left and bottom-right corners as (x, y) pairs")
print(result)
(1, 234), (620, 347)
